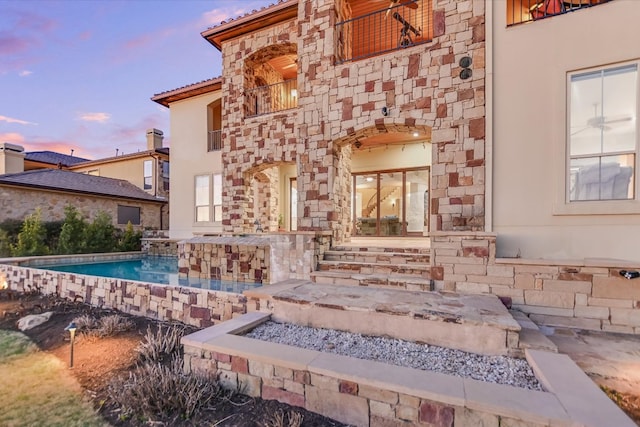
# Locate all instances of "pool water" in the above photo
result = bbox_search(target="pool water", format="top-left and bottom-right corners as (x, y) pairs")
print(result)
(42, 257), (261, 293)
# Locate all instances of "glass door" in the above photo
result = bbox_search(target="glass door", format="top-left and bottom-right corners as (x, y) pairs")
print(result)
(405, 169), (430, 235)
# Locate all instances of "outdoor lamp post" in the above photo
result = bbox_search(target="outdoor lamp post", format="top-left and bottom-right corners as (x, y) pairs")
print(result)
(64, 321), (77, 368)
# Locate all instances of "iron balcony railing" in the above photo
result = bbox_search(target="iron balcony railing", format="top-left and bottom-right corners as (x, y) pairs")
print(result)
(208, 130), (222, 152)
(245, 78), (297, 118)
(508, 0), (611, 26)
(335, 0), (430, 64)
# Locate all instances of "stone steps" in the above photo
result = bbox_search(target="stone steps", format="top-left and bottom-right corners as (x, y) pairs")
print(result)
(310, 270), (434, 291)
(245, 280), (522, 357)
(323, 250), (430, 264)
(316, 260), (431, 276)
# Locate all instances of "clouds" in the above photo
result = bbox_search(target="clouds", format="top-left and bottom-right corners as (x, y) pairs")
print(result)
(19, 70), (32, 77)
(0, 115), (37, 125)
(78, 112), (111, 123)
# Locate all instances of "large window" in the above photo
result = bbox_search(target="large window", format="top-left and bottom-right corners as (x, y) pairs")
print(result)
(195, 174), (223, 222)
(568, 63), (637, 202)
(143, 160), (153, 190)
(162, 161), (170, 191)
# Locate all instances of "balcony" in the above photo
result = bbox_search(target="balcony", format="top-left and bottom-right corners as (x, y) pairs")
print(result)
(507, 0), (611, 26)
(208, 130), (222, 152)
(245, 79), (297, 118)
(335, 0), (432, 64)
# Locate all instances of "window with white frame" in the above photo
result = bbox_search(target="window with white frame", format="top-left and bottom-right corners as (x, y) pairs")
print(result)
(143, 160), (153, 190)
(195, 174), (222, 222)
(568, 63), (637, 202)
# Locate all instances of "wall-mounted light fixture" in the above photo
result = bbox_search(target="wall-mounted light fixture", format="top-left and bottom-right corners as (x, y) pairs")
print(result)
(459, 56), (472, 80)
(290, 89), (297, 98)
(354, 141), (362, 149)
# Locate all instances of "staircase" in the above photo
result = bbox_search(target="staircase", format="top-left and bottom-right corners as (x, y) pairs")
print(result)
(310, 244), (433, 291)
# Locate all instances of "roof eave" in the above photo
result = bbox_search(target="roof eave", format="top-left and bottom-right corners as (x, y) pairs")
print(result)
(151, 78), (222, 107)
(201, 0), (298, 51)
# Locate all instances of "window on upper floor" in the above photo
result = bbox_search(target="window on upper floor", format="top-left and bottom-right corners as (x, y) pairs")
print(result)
(567, 62), (637, 202)
(162, 161), (170, 191)
(335, 0), (433, 64)
(207, 99), (223, 151)
(507, 0), (611, 26)
(195, 174), (222, 222)
(143, 160), (153, 190)
(244, 44), (297, 118)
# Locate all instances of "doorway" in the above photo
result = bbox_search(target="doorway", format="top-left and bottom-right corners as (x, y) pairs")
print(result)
(352, 167), (429, 237)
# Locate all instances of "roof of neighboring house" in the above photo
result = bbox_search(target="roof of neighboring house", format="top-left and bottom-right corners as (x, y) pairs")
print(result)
(68, 147), (169, 169)
(25, 151), (91, 167)
(0, 169), (165, 203)
(201, 0), (298, 50)
(151, 77), (222, 107)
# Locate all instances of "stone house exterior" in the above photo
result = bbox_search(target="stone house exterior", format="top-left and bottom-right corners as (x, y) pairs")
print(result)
(154, 0), (640, 332)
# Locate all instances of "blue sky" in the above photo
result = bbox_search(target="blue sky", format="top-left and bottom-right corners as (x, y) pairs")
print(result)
(0, 0), (273, 159)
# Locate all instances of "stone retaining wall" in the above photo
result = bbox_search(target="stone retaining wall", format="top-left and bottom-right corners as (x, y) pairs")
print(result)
(0, 264), (249, 328)
(178, 233), (332, 284)
(142, 238), (179, 257)
(432, 232), (640, 333)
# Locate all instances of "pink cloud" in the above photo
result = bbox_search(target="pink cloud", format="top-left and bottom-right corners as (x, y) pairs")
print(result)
(0, 35), (32, 55)
(78, 112), (111, 123)
(0, 133), (93, 159)
(0, 132), (25, 144)
(0, 115), (36, 125)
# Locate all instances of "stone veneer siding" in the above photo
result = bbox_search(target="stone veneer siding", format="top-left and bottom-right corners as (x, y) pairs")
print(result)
(431, 232), (640, 334)
(220, 0), (486, 242)
(142, 238), (179, 257)
(178, 233), (332, 284)
(0, 263), (248, 328)
(0, 186), (164, 229)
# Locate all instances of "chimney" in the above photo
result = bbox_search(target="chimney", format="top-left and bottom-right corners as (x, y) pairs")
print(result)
(0, 143), (25, 175)
(146, 128), (164, 150)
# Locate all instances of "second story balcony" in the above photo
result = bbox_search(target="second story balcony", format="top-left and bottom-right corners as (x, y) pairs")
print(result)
(507, 0), (612, 26)
(335, 0), (433, 64)
(245, 78), (298, 118)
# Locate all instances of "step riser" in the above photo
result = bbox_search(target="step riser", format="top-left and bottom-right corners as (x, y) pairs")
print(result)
(311, 273), (434, 291)
(318, 263), (430, 276)
(324, 253), (430, 264)
(332, 246), (430, 255)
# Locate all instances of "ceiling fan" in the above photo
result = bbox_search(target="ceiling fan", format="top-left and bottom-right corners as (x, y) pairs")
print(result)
(571, 104), (632, 136)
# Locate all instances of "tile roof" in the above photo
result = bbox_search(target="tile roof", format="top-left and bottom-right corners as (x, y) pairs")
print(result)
(151, 77), (222, 107)
(0, 169), (164, 203)
(204, 0), (295, 31)
(25, 151), (91, 166)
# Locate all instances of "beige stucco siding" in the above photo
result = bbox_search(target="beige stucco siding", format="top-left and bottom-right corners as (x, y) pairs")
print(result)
(168, 91), (223, 239)
(0, 185), (164, 229)
(491, 0), (640, 261)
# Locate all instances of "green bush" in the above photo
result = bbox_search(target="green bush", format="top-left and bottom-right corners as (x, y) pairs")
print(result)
(11, 209), (49, 257)
(0, 229), (11, 258)
(57, 206), (87, 254)
(118, 221), (142, 252)
(83, 211), (117, 253)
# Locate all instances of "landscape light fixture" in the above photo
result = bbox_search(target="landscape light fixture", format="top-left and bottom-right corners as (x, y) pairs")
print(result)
(64, 321), (77, 368)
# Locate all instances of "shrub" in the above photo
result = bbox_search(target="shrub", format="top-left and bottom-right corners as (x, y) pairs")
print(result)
(83, 211), (116, 253)
(57, 205), (87, 254)
(118, 221), (142, 252)
(11, 209), (49, 257)
(264, 409), (304, 427)
(0, 229), (10, 257)
(107, 357), (222, 420)
(136, 324), (187, 363)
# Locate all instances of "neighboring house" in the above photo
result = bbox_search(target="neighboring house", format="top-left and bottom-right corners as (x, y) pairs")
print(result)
(154, 0), (640, 264)
(69, 129), (170, 228)
(24, 151), (90, 170)
(0, 143), (167, 229)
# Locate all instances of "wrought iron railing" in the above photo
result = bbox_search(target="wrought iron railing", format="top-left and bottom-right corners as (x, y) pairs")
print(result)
(507, 0), (611, 26)
(208, 130), (222, 152)
(335, 0), (429, 64)
(245, 79), (297, 117)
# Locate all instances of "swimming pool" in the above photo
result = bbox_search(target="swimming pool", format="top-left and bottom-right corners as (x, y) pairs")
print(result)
(41, 256), (261, 293)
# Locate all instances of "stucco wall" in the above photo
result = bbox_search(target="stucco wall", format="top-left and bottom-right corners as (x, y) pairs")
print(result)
(491, 0), (640, 261)
(0, 186), (163, 229)
(167, 91), (224, 239)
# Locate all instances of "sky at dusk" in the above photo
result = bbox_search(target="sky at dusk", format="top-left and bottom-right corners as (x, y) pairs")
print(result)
(0, 0), (274, 159)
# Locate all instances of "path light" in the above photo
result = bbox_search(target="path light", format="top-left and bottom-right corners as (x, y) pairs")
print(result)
(64, 321), (77, 368)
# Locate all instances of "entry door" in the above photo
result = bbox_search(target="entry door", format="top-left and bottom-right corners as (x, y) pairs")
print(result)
(352, 168), (429, 237)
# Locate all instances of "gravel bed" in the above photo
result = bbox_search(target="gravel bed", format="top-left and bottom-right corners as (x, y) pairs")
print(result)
(245, 321), (542, 390)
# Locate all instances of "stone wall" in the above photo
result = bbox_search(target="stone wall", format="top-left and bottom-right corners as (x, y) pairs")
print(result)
(178, 232), (332, 284)
(0, 264), (247, 328)
(142, 238), (179, 257)
(219, 0), (486, 242)
(431, 232), (640, 333)
(0, 186), (164, 230)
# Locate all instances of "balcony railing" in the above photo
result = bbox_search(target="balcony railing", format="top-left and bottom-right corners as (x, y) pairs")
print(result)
(508, 0), (612, 26)
(208, 130), (222, 152)
(245, 79), (297, 118)
(335, 0), (430, 64)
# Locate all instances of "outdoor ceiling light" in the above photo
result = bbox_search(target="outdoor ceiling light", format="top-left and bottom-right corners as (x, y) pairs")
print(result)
(413, 131), (419, 137)
(290, 89), (297, 98)
(354, 141), (362, 149)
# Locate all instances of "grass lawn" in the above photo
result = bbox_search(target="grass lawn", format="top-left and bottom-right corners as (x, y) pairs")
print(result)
(0, 330), (108, 427)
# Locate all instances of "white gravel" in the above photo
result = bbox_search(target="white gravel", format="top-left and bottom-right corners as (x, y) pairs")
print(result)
(245, 321), (542, 390)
